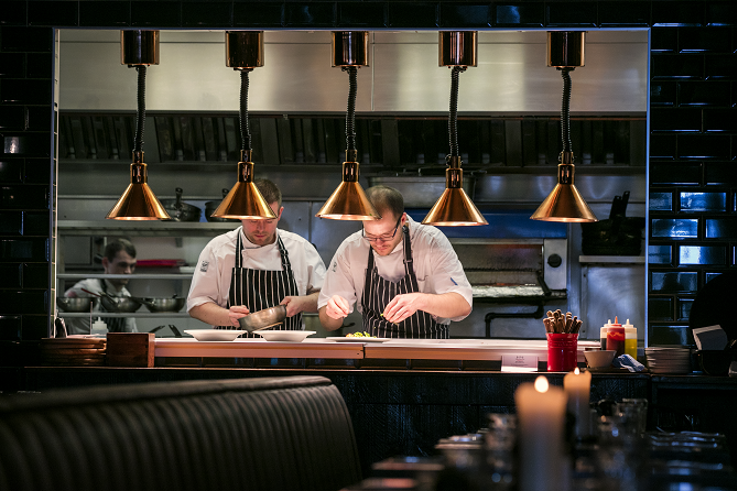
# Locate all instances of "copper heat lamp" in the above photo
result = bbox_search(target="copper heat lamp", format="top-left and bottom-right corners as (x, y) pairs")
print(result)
(315, 31), (380, 221)
(210, 31), (277, 220)
(530, 31), (597, 223)
(422, 31), (487, 226)
(106, 30), (170, 220)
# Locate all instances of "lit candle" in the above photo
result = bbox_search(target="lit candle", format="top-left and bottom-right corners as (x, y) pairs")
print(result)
(514, 375), (568, 491)
(563, 367), (592, 438)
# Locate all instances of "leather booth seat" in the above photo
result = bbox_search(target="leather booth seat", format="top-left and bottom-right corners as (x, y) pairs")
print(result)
(0, 375), (361, 491)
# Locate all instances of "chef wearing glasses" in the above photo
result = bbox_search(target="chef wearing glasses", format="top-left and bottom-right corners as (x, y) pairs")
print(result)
(318, 185), (472, 339)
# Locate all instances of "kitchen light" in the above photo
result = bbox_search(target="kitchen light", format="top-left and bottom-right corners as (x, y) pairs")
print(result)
(210, 31), (277, 220)
(315, 31), (380, 221)
(422, 31), (487, 227)
(106, 30), (170, 220)
(531, 31), (597, 223)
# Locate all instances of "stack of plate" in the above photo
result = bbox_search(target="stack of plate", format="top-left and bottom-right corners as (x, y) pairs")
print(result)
(645, 347), (692, 374)
(39, 337), (107, 366)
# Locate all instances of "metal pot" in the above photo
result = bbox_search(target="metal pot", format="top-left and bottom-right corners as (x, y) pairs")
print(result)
(205, 188), (239, 222)
(102, 296), (142, 313)
(238, 305), (287, 333)
(141, 297), (187, 313)
(56, 297), (95, 312)
(160, 187), (202, 222)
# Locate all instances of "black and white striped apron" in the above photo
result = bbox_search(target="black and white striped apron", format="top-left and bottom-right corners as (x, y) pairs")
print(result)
(360, 225), (447, 339)
(99, 279), (127, 332)
(219, 232), (302, 337)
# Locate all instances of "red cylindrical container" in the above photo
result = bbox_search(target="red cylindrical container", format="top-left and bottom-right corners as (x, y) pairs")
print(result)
(547, 333), (578, 371)
(606, 319), (625, 357)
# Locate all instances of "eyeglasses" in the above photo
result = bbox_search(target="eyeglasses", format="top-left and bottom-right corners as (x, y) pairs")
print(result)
(362, 217), (401, 243)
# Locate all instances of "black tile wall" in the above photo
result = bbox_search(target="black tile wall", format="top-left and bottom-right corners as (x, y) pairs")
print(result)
(0, 0), (736, 359)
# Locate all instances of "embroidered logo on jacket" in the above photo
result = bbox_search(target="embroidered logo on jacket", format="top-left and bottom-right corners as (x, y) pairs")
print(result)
(200, 260), (209, 272)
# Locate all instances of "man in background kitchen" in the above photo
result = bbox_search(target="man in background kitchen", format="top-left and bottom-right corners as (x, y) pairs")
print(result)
(319, 185), (472, 338)
(187, 179), (326, 333)
(64, 238), (139, 334)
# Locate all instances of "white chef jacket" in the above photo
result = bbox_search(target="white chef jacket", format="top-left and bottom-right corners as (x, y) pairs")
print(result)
(318, 216), (472, 324)
(187, 227), (326, 315)
(63, 278), (138, 334)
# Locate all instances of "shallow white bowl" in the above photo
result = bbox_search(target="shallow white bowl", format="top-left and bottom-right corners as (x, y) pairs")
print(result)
(256, 330), (316, 342)
(184, 329), (246, 341)
(584, 349), (616, 369)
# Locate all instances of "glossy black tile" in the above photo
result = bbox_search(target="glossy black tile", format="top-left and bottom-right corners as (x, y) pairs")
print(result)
(651, 271), (699, 293)
(28, 1), (78, 27)
(598, 2), (650, 26)
(651, 162), (702, 186)
(651, 54), (704, 79)
(705, 1), (737, 27)
(650, 108), (701, 132)
(0, 265), (22, 289)
(79, 1), (131, 27)
(705, 271), (727, 284)
(0, 316), (22, 342)
(26, 53), (53, 79)
(679, 245), (726, 265)
(703, 108), (737, 132)
(284, 3), (336, 28)
(439, 3), (489, 28)
(649, 244), (673, 265)
(233, 3), (284, 27)
(678, 134), (731, 159)
(651, 28), (677, 53)
(387, 3), (437, 28)
(649, 135), (677, 159)
(0, 161), (23, 184)
(182, 2), (232, 28)
(650, 192), (673, 211)
(131, 1), (182, 28)
(0, 53), (24, 78)
(22, 263), (48, 289)
(545, 2), (597, 27)
(493, 3), (543, 27)
(0, 1), (26, 26)
(677, 298), (694, 321)
(0, 212), (22, 234)
(0, 107), (25, 131)
(0, 27), (53, 52)
(651, 218), (699, 238)
(1, 79), (53, 104)
(652, 1), (704, 27)
(705, 163), (737, 186)
(678, 81), (730, 106)
(649, 297), (674, 321)
(705, 218), (737, 239)
(22, 314), (50, 341)
(1, 134), (51, 157)
(23, 211), (51, 236)
(680, 191), (727, 212)
(26, 107), (52, 132)
(679, 27), (732, 53)
(339, 2), (386, 28)
(0, 239), (49, 262)
(0, 291), (48, 315)
(705, 55), (737, 79)
(651, 82), (677, 106)
(0, 185), (49, 210)
(650, 325), (692, 346)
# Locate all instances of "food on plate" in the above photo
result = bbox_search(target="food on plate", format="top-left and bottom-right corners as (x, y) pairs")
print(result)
(346, 331), (376, 338)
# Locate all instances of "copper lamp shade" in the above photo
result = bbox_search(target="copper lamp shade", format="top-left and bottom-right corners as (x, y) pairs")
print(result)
(210, 156), (277, 220)
(530, 154), (596, 222)
(547, 31), (585, 68)
(106, 159), (170, 220)
(315, 160), (379, 220)
(121, 30), (159, 66)
(439, 31), (477, 67)
(423, 157), (486, 226)
(225, 31), (264, 69)
(331, 31), (369, 67)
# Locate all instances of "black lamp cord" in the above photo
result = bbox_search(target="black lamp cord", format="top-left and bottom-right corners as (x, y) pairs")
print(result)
(448, 66), (466, 158)
(560, 67), (573, 154)
(343, 66), (358, 161)
(240, 68), (253, 153)
(133, 65), (146, 154)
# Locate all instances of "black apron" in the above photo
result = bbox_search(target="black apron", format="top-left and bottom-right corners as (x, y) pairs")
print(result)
(219, 232), (302, 337)
(360, 225), (447, 339)
(99, 279), (128, 332)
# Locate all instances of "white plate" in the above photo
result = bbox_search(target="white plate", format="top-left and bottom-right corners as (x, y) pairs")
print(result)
(327, 337), (391, 343)
(184, 329), (246, 341)
(256, 330), (316, 342)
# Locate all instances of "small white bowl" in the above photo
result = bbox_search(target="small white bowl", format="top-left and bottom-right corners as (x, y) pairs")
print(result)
(584, 349), (616, 369)
(184, 329), (246, 341)
(256, 330), (316, 342)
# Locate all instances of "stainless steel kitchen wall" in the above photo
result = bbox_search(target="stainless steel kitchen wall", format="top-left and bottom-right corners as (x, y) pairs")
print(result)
(58, 30), (648, 114)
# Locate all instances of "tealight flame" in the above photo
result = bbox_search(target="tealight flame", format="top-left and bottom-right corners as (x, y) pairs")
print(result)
(534, 376), (549, 393)
(574, 368), (580, 375)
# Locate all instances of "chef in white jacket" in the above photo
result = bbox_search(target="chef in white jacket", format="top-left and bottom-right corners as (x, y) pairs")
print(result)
(187, 179), (326, 334)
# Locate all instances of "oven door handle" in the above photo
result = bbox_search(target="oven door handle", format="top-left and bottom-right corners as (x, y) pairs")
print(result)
(537, 271), (552, 296)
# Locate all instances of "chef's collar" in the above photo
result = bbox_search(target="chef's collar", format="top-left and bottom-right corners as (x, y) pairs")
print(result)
(239, 227), (279, 249)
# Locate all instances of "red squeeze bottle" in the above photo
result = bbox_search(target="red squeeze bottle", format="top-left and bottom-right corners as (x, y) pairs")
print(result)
(606, 316), (625, 357)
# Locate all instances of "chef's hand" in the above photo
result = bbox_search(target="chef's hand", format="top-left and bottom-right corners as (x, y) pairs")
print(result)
(382, 293), (425, 324)
(228, 305), (250, 327)
(325, 295), (350, 320)
(281, 296), (307, 317)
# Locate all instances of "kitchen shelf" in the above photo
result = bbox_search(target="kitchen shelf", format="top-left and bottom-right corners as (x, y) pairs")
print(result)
(58, 274), (192, 280)
(57, 220), (235, 237)
(579, 255), (645, 264)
